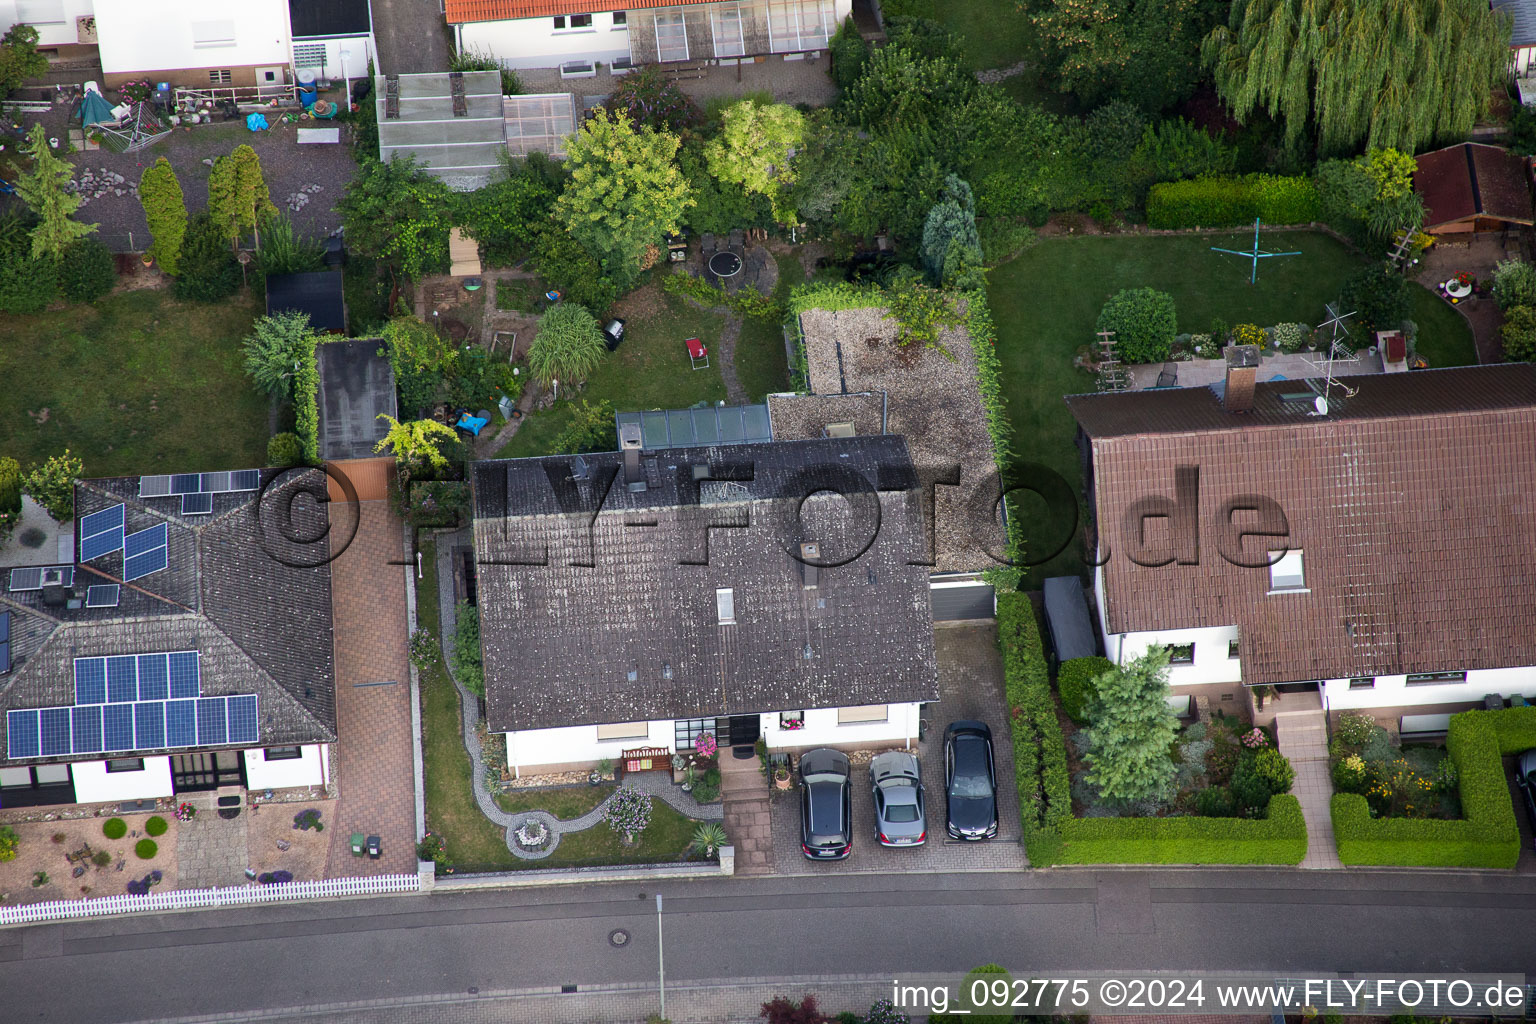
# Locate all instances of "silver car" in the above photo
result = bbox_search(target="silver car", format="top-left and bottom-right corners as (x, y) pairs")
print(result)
(870, 751), (927, 846)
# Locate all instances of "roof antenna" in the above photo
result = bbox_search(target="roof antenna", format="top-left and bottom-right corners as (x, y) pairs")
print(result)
(1305, 302), (1360, 405)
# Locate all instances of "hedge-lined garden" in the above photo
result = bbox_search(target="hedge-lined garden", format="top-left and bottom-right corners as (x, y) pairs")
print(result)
(1331, 706), (1535, 868)
(1146, 174), (1322, 229)
(998, 593), (1308, 866)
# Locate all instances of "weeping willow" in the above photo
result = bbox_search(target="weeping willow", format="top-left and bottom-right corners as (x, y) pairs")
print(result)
(1203, 0), (1513, 153)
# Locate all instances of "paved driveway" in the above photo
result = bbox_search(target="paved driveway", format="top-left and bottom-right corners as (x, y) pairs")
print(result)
(768, 624), (1029, 874)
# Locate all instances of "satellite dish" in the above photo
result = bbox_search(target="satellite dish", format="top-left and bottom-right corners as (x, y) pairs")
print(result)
(1313, 396), (1329, 416)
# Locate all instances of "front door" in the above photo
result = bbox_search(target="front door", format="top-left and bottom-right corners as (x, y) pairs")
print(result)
(171, 750), (246, 792)
(716, 714), (761, 749)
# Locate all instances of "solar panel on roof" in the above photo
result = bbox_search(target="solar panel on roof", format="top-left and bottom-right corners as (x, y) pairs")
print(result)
(227, 695), (258, 744)
(106, 655), (138, 703)
(0, 611), (8, 644)
(134, 701), (165, 748)
(80, 504), (126, 561)
(74, 658), (107, 704)
(0, 639), (8, 675)
(181, 492), (213, 515)
(123, 523), (169, 581)
(166, 700), (197, 747)
(71, 704), (102, 753)
(102, 703), (135, 751)
(125, 522), (167, 558)
(230, 469), (260, 490)
(196, 697), (228, 745)
(8, 567), (43, 592)
(200, 471), (231, 493)
(168, 651), (199, 699)
(137, 653), (169, 701)
(170, 474), (201, 494)
(7, 709), (39, 757)
(39, 707), (71, 756)
(138, 475), (172, 497)
(85, 584), (121, 608)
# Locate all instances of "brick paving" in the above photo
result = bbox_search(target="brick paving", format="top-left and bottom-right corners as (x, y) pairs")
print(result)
(324, 474), (418, 877)
(720, 757), (773, 875)
(1275, 708), (1339, 870)
(176, 806), (250, 888)
(768, 625), (1030, 875)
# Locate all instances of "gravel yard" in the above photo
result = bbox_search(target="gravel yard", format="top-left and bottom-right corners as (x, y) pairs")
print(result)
(10, 104), (360, 252)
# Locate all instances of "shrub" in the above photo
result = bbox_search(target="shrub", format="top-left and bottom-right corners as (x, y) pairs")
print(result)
(0, 456), (20, 541)
(604, 784), (653, 839)
(1194, 786), (1236, 817)
(138, 157), (187, 274)
(173, 213), (240, 302)
(451, 603), (484, 696)
(244, 311), (322, 400)
(1271, 321), (1312, 353)
(530, 303), (607, 385)
(1146, 174), (1320, 229)
(1491, 258), (1536, 309)
(1232, 322), (1265, 347)
(1339, 264), (1409, 337)
(956, 964), (1013, 1024)
(253, 213), (324, 278)
(996, 593), (1069, 864)
(1332, 753), (1369, 794)
(1250, 748), (1295, 793)
(606, 65), (700, 134)
(552, 399), (617, 455)
(1095, 287), (1177, 364)
(134, 839), (158, 859)
(92, 849), (112, 867)
(828, 16), (870, 90)
(1499, 305), (1536, 363)
(1057, 655), (1112, 723)
(58, 238), (116, 303)
(408, 627), (438, 670)
(1334, 711), (1377, 747)
(102, 817), (128, 840)
(23, 449), (82, 521)
(144, 816), (168, 837)
(454, 173), (554, 268)
(267, 432), (304, 467)
(0, 825), (17, 862)
(1056, 795), (1307, 864)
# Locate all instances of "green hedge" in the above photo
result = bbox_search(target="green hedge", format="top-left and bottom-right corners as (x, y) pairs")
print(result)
(1146, 174), (1321, 229)
(1055, 796), (1307, 865)
(997, 592), (1069, 864)
(1331, 707), (1530, 868)
(294, 337), (322, 465)
(1058, 655), (1113, 723)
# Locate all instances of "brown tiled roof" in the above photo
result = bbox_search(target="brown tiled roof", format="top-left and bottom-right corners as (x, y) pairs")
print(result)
(1413, 143), (1534, 229)
(448, 0), (721, 23)
(1067, 365), (1536, 685)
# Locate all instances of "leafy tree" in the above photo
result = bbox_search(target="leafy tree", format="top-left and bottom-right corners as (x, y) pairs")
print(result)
(206, 155), (241, 249)
(529, 225), (620, 312)
(138, 158), (187, 274)
(1338, 265), (1409, 338)
(1491, 258), (1536, 310)
(1316, 148), (1422, 243)
(16, 124), (95, 261)
(230, 145), (277, 247)
(455, 172), (555, 267)
(554, 107), (692, 286)
(1500, 305), (1536, 363)
(374, 414), (460, 470)
(1031, 0), (1217, 113)
(530, 303), (607, 385)
(1095, 287), (1177, 364)
(681, 138), (774, 235)
(1083, 646), (1178, 805)
(0, 24), (47, 99)
(552, 399), (617, 454)
(57, 238), (116, 303)
(920, 174), (980, 284)
(243, 311), (322, 399)
(783, 112), (859, 233)
(382, 316), (455, 412)
(253, 213), (324, 278)
(828, 16), (870, 90)
(606, 65), (700, 134)
(0, 456), (21, 543)
(267, 432), (305, 467)
(1204, 0), (1512, 153)
(23, 449), (83, 522)
(0, 211), (58, 313)
(338, 157), (454, 279)
(172, 213), (240, 302)
(704, 100), (805, 225)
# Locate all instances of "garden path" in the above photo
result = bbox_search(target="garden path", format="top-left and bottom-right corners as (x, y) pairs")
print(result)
(716, 315), (748, 404)
(1413, 236), (1509, 364)
(974, 60), (1033, 84)
(1275, 708), (1343, 869)
(431, 536), (722, 861)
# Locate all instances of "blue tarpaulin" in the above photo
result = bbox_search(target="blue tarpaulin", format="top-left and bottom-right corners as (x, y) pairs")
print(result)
(456, 414), (488, 436)
(246, 113), (269, 131)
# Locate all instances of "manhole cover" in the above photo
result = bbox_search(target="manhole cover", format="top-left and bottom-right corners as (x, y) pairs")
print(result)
(609, 929), (630, 947)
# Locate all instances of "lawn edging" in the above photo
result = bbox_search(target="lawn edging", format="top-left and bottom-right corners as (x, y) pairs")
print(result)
(1330, 706), (1533, 869)
(425, 854), (732, 891)
(996, 592), (1307, 866)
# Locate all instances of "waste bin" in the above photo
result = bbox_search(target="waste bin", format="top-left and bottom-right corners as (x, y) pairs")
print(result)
(296, 68), (317, 107)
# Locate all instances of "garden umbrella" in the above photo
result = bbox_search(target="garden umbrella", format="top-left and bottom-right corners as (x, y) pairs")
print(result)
(76, 90), (116, 127)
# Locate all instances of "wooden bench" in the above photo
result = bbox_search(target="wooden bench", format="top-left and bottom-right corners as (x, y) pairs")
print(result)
(620, 746), (672, 774)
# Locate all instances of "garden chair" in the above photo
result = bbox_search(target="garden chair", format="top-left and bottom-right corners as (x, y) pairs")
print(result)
(686, 337), (709, 370)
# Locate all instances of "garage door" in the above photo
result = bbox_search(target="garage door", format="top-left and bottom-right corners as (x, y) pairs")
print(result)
(930, 580), (995, 621)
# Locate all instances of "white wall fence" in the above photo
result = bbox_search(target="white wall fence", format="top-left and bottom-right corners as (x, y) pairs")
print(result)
(0, 872), (419, 928)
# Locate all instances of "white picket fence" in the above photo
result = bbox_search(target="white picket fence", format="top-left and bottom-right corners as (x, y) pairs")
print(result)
(0, 873), (419, 927)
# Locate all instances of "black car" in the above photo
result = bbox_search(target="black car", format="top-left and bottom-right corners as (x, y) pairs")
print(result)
(1516, 749), (1536, 852)
(944, 721), (998, 841)
(799, 748), (852, 859)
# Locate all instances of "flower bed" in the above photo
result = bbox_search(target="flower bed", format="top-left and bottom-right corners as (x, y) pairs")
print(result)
(1328, 712), (1460, 820)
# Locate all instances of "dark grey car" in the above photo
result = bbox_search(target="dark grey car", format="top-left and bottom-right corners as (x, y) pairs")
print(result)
(1516, 749), (1536, 853)
(944, 721), (998, 840)
(799, 748), (852, 860)
(870, 751), (927, 846)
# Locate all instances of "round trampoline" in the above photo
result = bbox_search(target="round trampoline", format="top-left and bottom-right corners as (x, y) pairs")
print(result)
(708, 250), (742, 277)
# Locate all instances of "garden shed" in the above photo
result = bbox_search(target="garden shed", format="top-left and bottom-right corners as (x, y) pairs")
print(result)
(266, 271), (347, 334)
(316, 339), (398, 461)
(1043, 576), (1099, 666)
(1413, 143), (1535, 234)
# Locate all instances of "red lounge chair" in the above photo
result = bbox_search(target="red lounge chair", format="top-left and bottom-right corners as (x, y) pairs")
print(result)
(686, 337), (709, 370)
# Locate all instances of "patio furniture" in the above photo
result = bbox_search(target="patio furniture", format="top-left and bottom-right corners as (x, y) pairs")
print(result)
(350, 832), (366, 857)
(686, 336), (709, 370)
(456, 413), (489, 436)
(1444, 278), (1472, 300)
(366, 835), (382, 859)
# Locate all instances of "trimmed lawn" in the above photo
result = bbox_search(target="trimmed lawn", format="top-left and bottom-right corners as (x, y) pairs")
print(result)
(494, 289), (729, 458)
(734, 251), (798, 401)
(508, 797), (703, 870)
(417, 538), (518, 873)
(495, 783), (614, 821)
(987, 231), (1477, 584)
(0, 289), (269, 477)
(896, 0), (1039, 74)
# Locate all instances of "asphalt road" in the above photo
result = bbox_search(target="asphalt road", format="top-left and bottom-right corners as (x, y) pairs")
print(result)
(3, 867), (1534, 1023)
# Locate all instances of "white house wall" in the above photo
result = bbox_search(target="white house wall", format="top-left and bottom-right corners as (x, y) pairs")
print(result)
(94, 0), (291, 78)
(0, 0), (95, 48)
(243, 744), (327, 790)
(1323, 667), (1536, 712)
(761, 703), (921, 750)
(1109, 625), (1243, 688)
(70, 755), (174, 803)
(292, 35), (374, 82)
(507, 718), (676, 774)
(459, 14), (631, 71)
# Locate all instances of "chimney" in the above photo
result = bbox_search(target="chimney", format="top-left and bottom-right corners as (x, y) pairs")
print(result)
(619, 422), (645, 492)
(799, 541), (820, 589)
(1223, 344), (1261, 414)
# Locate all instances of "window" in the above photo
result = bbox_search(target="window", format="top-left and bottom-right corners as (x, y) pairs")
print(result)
(837, 704), (888, 725)
(715, 587), (735, 624)
(293, 43), (326, 68)
(553, 15), (566, 28)
(779, 710), (804, 730)
(767, 0), (835, 52)
(192, 20), (237, 48)
(674, 717), (713, 749)
(1228, 640), (1240, 659)
(569, 13), (593, 27)
(263, 746), (303, 761)
(105, 758), (145, 773)
(1348, 677), (1375, 689)
(1166, 643), (1195, 665)
(1406, 671), (1467, 686)
(1268, 548), (1306, 592)
(654, 9), (689, 61)
(612, 10), (627, 26)
(596, 721), (650, 741)
(711, 2), (746, 57)
(208, 69), (232, 84)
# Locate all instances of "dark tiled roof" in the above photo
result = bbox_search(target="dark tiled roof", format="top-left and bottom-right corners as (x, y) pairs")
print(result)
(267, 271), (347, 334)
(289, 0), (372, 37)
(317, 339), (398, 461)
(1067, 364), (1536, 685)
(1414, 143), (1534, 229)
(1493, 0), (1536, 48)
(472, 437), (940, 732)
(0, 470), (337, 765)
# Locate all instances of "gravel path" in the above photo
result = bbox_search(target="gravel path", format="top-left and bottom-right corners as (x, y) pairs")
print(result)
(431, 533), (721, 861)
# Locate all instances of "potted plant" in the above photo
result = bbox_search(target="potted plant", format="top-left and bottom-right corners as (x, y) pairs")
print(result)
(590, 757), (614, 785)
(681, 766), (696, 793)
(671, 753), (688, 784)
(773, 765), (792, 790)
